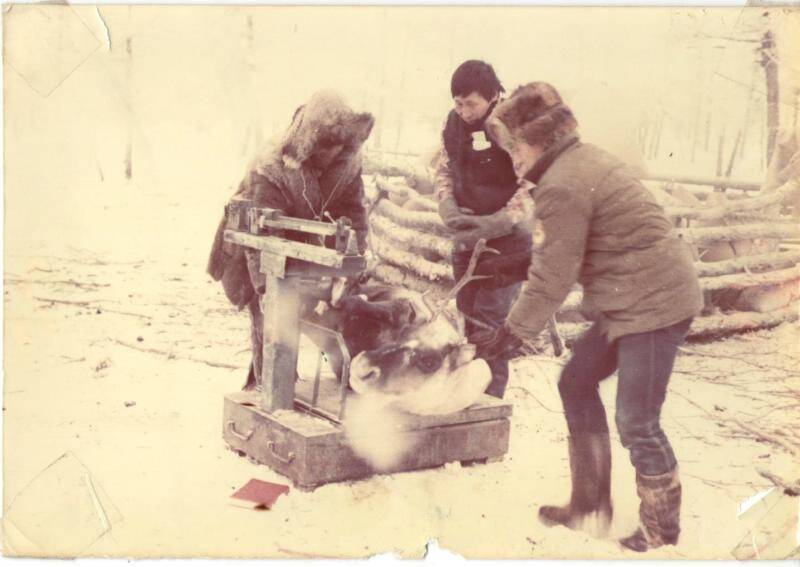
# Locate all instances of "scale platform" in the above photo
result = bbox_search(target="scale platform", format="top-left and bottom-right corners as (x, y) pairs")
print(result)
(220, 209), (512, 490)
(223, 380), (513, 491)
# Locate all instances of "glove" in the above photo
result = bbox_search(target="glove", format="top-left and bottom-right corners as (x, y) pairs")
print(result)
(475, 249), (532, 289)
(438, 196), (481, 230)
(450, 210), (514, 250)
(473, 323), (525, 360)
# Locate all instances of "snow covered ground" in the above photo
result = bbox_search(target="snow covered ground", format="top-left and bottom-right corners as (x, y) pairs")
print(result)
(4, 5), (799, 559)
(3, 217), (798, 558)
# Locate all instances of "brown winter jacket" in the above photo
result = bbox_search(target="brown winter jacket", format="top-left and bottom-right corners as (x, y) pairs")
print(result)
(507, 138), (703, 342)
(207, 91), (374, 310)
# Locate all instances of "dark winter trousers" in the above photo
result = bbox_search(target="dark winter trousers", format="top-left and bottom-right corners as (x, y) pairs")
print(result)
(453, 251), (522, 399)
(558, 318), (692, 476)
(244, 295), (263, 390)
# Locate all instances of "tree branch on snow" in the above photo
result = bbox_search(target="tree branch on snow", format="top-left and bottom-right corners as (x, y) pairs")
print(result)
(35, 296), (153, 319)
(670, 389), (800, 456)
(756, 468), (800, 495)
(111, 338), (241, 370)
(6, 277), (110, 290)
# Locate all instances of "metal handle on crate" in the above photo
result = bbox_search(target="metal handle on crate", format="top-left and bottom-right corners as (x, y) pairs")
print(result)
(226, 420), (253, 441)
(267, 441), (295, 465)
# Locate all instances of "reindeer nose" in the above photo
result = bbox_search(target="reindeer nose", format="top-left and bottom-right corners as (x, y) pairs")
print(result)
(349, 352), (384, 394)
(362, 368), (381, 383)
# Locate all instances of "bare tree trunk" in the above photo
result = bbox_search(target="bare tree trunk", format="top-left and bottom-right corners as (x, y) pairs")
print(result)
(247, 14), (261, 149)
(691, 105), (700, 163)
(393, 28), (409, 152)
(124, 7), (133, 181)
(761, 29), (780, 164)
(725, 129), (742, 179)
(716, 128), (725, 177)
(714, 128), (726, 191)
(649, 116), (663, 160)
(374, 9), (389, 151)
(240, 13), (262, 158)
(639, 121), (650, 156)
(739, 62), (758, 162)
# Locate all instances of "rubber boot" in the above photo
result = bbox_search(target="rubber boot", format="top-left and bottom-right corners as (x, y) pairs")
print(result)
(620, 467), (682, 552)
(538, 433), (613, 536)
(484, 358), (510, 399)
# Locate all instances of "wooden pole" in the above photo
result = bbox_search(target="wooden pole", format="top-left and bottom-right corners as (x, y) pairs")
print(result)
(678, 222), (799, 247)
(695, 250), (800, 278)
(643, 173), (761, 192)
(700, 265), (800, 291)
(260, 256), (301, 413)
(690, 303), (798, 337)
(665, 178), (800, 221)
(723, 129), (743, 184)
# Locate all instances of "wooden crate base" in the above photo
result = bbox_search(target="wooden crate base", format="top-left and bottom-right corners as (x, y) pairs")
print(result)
(223, 390), (512, 491)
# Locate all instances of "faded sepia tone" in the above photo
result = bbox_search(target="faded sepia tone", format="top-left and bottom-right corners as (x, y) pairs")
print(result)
(3, 5), (800, 559)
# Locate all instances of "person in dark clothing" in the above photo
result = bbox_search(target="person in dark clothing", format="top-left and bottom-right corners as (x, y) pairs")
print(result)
(476, 82), (703, 552)
(207, 91), (374, 390)
(434, 60), (533, 399)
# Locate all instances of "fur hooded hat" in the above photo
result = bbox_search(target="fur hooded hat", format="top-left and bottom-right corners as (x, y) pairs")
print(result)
(486, 82), (578, 152)
(266, 90), (374, 171)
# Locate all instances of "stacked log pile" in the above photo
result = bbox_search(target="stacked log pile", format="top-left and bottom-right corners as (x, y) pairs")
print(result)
(364, 171), (800, 342)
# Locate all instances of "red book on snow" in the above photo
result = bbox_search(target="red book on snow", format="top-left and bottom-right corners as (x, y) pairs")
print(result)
(229, 479), (290, 509)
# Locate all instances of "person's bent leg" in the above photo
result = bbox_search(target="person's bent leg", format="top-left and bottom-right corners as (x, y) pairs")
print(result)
(539, 323), (618, 535)
(615, 318), (692, 552)
(472, 281), (521, 398)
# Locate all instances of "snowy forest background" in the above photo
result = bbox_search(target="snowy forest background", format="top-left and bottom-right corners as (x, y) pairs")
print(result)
(4, 6), (800, 559)
(4, 7), (799, 266)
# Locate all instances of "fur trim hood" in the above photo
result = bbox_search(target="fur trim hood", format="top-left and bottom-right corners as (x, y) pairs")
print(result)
(249, 90), (374, 178)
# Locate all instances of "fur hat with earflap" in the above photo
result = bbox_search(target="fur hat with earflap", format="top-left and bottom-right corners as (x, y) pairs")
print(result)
(486, 82), (578, 153)
(246, 90), (374, 181)
(279, 90), (374, 170)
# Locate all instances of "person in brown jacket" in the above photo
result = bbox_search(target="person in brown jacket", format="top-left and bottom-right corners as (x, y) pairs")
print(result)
(207, 91), (374, 390)
(477, 82), (703, 552)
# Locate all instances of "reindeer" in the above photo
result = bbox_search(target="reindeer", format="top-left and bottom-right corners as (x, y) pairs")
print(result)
(303, 240), (498, 397)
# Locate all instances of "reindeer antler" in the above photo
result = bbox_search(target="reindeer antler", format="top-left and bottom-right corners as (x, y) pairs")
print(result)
(432, 238), (498, 319)
(450, 239), (565, 357)
(422, 239), (565, 358)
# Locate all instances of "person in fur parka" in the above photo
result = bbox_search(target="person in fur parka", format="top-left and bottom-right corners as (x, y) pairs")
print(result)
(207, 90), (374, 390)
